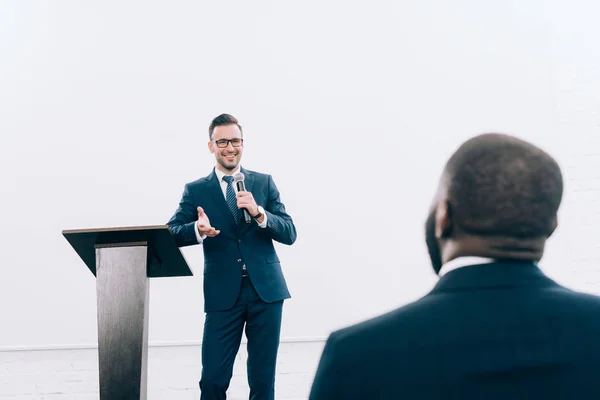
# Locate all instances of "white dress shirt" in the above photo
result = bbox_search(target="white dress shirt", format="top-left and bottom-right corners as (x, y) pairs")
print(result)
(437, 256), (496, 277)
(194, 166), (267, 243)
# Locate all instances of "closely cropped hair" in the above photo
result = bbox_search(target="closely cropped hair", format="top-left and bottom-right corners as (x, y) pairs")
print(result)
(208, 114), (243, 139)
(444, 133), (563, 238)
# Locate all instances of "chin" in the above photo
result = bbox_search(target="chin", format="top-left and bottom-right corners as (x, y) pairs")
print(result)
(221, 161), (239, 171)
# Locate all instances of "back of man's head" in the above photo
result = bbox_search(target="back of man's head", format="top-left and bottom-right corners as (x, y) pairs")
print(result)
(445, 133), (563, 238)
(426, 133), (564, 271)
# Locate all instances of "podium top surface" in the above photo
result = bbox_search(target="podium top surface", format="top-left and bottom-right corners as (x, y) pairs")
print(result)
(62, 225), (193, 278)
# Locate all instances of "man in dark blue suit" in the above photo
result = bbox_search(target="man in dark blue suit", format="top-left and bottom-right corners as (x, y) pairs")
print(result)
(309, 133), (600, 399)
(167, 114), (296, 400)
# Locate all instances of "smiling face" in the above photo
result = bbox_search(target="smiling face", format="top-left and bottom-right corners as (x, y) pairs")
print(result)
(208, 123), (244, 173)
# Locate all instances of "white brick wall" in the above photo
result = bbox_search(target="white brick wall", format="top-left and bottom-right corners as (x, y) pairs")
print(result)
(0, 341), (325, 400)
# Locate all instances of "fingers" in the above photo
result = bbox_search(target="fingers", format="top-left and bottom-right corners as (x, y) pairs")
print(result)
(205, 229), (220, 237)
(237, 195), (256, 208)
(236, 191), (253, 199)
(197, 206), (205, 216)
(198, 224), (220, 237)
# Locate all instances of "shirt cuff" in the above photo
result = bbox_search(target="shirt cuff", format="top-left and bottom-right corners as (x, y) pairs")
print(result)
(256, 206), (267, 228)
(194, 220), (207, 243)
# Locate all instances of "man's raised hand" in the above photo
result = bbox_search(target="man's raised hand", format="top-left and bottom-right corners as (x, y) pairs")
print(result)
(197, 207), (220, 237)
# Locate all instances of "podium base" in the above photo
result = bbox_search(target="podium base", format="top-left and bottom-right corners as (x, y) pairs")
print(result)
(96, 243), (149, 400)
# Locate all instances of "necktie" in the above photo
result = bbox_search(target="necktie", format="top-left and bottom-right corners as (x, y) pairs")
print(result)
(222, 175), (240, 224)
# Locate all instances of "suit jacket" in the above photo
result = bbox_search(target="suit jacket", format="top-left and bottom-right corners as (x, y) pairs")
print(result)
(167, 167), (296, 312)
(309, 261), (600, 399)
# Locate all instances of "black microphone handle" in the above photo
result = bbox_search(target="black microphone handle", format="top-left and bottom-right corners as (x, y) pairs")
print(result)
(236, 181), (252, 224)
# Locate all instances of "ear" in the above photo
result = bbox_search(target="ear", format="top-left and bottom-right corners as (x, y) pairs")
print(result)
(208, 141), (215, 154)
(435, 200), (452, 239)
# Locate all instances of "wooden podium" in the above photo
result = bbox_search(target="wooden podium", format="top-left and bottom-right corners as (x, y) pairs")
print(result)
(62, 225), (192, 400)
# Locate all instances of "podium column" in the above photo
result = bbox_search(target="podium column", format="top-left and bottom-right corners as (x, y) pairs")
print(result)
(95, 242), (150, 400)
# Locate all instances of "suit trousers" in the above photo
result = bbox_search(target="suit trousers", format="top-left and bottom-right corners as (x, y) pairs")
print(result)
(200, 276), (284, 400)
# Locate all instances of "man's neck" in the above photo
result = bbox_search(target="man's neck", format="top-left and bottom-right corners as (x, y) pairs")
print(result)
(215, 165), (240, 176)
(443, 235), (545, 264)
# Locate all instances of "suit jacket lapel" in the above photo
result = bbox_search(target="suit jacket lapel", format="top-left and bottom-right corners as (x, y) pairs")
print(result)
(241, 167), (255, 193)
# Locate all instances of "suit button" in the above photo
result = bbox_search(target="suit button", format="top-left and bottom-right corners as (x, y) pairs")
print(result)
(237, 259), (242, 263)
(238, 239), (242, 243)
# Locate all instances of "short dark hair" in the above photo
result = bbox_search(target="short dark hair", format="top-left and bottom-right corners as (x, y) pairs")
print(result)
(443, 133), (563, 238)
(208, 113), (243, 139)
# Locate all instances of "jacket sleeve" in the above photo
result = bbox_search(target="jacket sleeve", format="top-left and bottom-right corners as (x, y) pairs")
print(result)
(263, 174), (297, 245)
(166, 183), (200, 247)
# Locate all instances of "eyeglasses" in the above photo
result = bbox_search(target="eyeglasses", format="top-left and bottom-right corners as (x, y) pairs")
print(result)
(213, 138), (243, 148)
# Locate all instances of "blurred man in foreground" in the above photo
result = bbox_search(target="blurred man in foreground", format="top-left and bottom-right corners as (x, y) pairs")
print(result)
(309, 133), (600, 399)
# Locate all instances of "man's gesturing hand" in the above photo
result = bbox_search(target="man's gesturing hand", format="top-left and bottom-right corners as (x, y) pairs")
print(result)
(197, 207), (220, 237)
(236, 191), (259, 217)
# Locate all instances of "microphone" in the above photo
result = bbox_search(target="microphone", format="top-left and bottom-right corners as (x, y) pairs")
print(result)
(234, 172), (252, 224)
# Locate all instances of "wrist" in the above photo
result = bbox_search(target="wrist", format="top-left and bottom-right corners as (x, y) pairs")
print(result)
(252, 206), (264, 219)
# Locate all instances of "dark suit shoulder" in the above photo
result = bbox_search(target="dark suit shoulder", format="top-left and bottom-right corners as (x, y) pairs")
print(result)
(315, 298), (435, 391)
(243, 168), (270, 180)
(328, 298), (428, 349)
(185, 175), (212, 188)
(549, 285), (600, 302)
(330, 283), (600, 351)
(542, 285), (600, 312)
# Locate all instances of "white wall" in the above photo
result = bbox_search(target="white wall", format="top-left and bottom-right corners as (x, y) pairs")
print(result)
(1, 0), (599, 351)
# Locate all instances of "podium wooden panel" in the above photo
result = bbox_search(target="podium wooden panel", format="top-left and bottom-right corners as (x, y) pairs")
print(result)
(63, 225), (192, 400)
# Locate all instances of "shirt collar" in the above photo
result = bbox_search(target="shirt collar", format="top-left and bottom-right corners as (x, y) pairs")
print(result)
(438, 256), (496, 277)
(214, 166), (241, 182)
